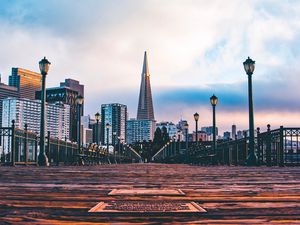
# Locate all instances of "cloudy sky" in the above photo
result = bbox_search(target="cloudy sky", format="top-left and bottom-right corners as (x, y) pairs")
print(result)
(0, 0), (300, 133)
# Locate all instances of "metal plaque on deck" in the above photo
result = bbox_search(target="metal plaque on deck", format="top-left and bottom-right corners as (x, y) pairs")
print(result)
(89, 201), (206, 213)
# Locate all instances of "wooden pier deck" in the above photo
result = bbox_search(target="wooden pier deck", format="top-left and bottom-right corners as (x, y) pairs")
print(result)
(0, 164), (300, 224)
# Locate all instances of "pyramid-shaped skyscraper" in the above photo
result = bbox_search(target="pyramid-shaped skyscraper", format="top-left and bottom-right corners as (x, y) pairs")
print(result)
(137, 51), (155, 120)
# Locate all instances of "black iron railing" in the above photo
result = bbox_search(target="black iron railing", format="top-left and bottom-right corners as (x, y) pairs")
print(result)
(0, 121), (140, 166)
(152, 126), (300, 166)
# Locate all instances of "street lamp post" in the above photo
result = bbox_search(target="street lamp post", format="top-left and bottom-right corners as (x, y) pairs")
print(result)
(118, 136), (121, 157)
(113, 131), (117, 163)
(113, 132), (117, 147)
(172, 135), (176, 155)
(210, 94), (218, 154)
(106, 123), (111, 163)
(118, 136), (123, 162)
(95, 112), (100, 145)
(177, 130), (182, 155)
(38, 57), (51, 166)
(194, 112), (199, 145)
(183, 123), (189, 163)
(76, 95), (84, 156)
(243, 56), (257, 166)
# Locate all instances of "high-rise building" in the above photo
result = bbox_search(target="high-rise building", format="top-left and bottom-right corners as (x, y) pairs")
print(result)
(82, 128), (93, 146)
(101, 103), (127, 145)
(79, 115), (101, 145)
(232, 124), (237, 140)
(81, 115), (92, 146)
(0, 79), (18, 126)
(60, 79), (84, 113)
(35, 86), (80, 142)
(237, 130), (243, 139)
(137, 51), (155, 120)
(192, 131), (208, 142)
(201, 126), (219, 136)
(126, 119), (156, 144)
(2, 98), (70, 140)
(125, 51), (156, 144)
(177, 119), (189, 141)
(9, 68), (42, 100)
(156, 121), (178, 139)
(88, 117), (101, 145)
(81, 115), (90, 129)
(223, 131), (231, 140)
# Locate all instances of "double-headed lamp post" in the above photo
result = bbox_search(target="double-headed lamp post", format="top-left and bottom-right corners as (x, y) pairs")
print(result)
(243, 56), (257, 166)
(95, 112), (100, 145)
(194, 112), (199, 145)
(76, 95), (84, 155)
(38, 57), (51, 166)
(210, 94), (218, 154)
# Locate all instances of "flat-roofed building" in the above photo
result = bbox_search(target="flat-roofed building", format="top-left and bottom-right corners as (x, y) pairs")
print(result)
(2, 97), (70, 140)
(126, 119), (156, 144)
(9, 68), (42, 100)
(35, 86), (80, 142)
(60, 79), (84, 114)
(0, 81), (18, 126)
(101, 103), (127, 145)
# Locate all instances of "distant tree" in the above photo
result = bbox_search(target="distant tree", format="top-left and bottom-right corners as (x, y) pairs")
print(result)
(151, 127), (170, 156)
(161, 126), (170, 143)
(153, 127), (162, 144)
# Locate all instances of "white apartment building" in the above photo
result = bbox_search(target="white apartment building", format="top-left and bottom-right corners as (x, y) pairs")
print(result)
(2, 97), (70, 140)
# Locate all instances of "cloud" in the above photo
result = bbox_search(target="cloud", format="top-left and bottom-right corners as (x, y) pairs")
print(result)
(0, 0), (300, 133)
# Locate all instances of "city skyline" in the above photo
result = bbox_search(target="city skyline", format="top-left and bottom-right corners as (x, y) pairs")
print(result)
(1, 1), (300, 133)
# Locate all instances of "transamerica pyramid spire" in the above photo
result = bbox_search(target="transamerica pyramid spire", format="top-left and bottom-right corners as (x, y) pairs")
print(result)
(137, 51), (155, 120)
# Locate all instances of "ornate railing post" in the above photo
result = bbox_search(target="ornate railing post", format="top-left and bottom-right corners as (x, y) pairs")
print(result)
(243, 131), (248, 164)
(235, 135), (238, 166)
(35, 134), (38, 165)
(166, 145), (169, 159)
(24, 124), (28, 164)
(172, 141), (175, 156)
(266, 124), (271, 166)
(64, 137), (67, 165)
(56, 138), (60, 166)
(71, 143), (74, 164)
(47, 131), (51, 164)
(11, 120), (16, 166)
(256, 127), (260, 165)
(227, 142), (231, 166)
(279, 126), (284, 167)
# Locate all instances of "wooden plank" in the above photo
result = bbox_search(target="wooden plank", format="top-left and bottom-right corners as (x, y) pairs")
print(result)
(0, 164), (299, 224)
